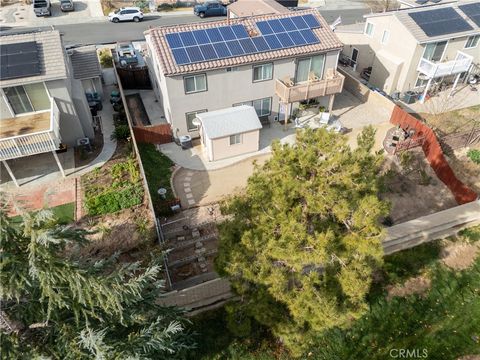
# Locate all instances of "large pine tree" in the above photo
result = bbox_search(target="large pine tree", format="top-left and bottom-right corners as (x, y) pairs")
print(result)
(216, 127), (389, 356)
(0, 209), (194, 359)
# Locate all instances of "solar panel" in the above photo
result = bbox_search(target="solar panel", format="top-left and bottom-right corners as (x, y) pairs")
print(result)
(264, 34), (282, 50)
(166, 33), (183, 48)
(165, 15), (321, 66)
(291, 15), (309, 30)
(179, 32), (196, 47)
(239, 38), (257, 54)
(459, 3), (480, 27)
(231, 24), (249, 39)
(226, 40), (245, 56)
(186, 46), (204, 62)
(256, 21), (274, 35)
(252, 36), (270, 52)
(409, 8), (473, 37)
(276, 32), (294, 47)
(0, 41), (41, 80)
(213, 42), (231, 57)
(219, 26), (236, 41)
(206, 28), (223, 42)
(193, 30), (210, 45)
(302, 14), (321, 28)
(199, 44), (218, 60)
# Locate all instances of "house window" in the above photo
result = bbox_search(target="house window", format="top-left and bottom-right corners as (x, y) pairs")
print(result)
(184, 74), (207, 94)
(252, 63), (273, 82)
(365, 22), (374, 36)
(415, 76), (429, 88)
(234, 97), (271, 117)
(295, 55), (325, 83)
(229, 133), (242, 145)
(3, 83), (50, 115)
(381, 30), (390, 44)
(465, 35), (480, 49)
(226, 67), (239, 72)
(422, 41), (447, 62)
(185, 109), (207, 132)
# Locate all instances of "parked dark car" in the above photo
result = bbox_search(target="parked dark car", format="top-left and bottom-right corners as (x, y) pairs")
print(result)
(60, 0), (74, 12)
(194, 0), (227, 18)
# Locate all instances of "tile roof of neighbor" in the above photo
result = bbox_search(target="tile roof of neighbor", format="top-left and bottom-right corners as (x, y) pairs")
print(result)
(197, 105), (262, 139)
(0, 30), (67, 87)
(228, 0), (290, 17)
(365, 0), (480, 43)
(69, 46), (102, 80)
(145, 9), (343, 76)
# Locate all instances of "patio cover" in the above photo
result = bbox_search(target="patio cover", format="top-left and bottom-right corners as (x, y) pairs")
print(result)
(197, 106), (263, 140)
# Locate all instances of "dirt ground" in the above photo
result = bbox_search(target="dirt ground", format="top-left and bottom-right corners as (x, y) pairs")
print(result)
(422, 106), (479, 135)
(386, 275), (431, 301)
(440, 240), (480, 271)
(447, 144), (480, 194)
(72, 203), (156, 263)
(381, 149), (458, 224)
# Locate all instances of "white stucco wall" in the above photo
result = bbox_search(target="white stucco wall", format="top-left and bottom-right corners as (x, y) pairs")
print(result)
(209, 129), (260, 161)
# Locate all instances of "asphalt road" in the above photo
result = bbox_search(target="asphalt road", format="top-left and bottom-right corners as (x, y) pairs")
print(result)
(0, 9), (366, 46)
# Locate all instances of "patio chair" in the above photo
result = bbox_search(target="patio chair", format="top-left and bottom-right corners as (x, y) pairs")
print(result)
(319, 112), (331, 125)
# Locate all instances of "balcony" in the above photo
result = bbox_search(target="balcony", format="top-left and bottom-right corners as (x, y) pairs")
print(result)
(0, 99), (60, 161)
(275, 70), (345, 104)
(417, 51), (473, 79)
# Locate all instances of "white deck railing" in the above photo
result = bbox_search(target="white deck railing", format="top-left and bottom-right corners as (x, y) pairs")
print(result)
(417, 51), (473, 79)
(0, 99), (60, 161)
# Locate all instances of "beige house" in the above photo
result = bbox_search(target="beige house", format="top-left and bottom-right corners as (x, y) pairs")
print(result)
(0, 30), (94, 186)
(228, 0), (290, 18)
(144, 9), (344, 139)
(335, 0), (479, 102)
(196, 105), (262, 161)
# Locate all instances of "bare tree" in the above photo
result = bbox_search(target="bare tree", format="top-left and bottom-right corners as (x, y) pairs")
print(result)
(364, 0), (400, 12)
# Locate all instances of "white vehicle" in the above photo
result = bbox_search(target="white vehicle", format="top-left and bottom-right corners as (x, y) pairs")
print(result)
(108, 7), (144, 23)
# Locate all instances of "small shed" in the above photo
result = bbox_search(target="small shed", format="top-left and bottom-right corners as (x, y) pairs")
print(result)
(196, 106), (262, 162)
(69, 45), (103, 97)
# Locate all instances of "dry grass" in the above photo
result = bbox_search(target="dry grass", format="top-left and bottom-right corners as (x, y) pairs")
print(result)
(386, 275), (431, 301)
(422, 105), (480, 135)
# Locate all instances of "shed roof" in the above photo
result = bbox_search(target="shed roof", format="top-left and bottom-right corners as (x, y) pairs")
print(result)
(365, 0), (480, 43)
(198, 105), (262, 139)
(228, 0), (290, 17)
(0, 30), (67, 87)
(145, 8), (343, 76)
(69, 46), (102, 80)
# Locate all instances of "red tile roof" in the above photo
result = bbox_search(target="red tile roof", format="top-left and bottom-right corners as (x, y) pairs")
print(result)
(145, 9), (343, 76)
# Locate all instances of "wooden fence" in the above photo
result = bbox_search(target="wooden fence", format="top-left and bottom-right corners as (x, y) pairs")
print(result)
(390, 106), (477, 204)
(132, 124), (173, 144)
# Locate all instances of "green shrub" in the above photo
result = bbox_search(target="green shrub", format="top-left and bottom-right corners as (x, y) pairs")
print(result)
(111, 125), (130, 141)
(467, 149), (480, 164)
(134, 0), (149, 10)
(84, 185), (143, 216)
(157, 3), (174, 11)
(98, 49), (113, 68)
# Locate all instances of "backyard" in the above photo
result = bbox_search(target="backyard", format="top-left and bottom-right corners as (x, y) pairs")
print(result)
(189, 226), (480, 359)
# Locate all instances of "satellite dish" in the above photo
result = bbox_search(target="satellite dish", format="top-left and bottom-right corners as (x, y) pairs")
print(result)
(192, 118), (201, 126)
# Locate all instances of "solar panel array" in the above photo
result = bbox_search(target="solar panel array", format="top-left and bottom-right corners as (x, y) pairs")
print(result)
(408, 8), (473, 37)
(459, 3), (480, 27)
(0, 41), (41, 80)
(165, 14), (321, 66)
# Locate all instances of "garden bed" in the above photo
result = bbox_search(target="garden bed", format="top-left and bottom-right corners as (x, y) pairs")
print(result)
(82, 142), (144, 216)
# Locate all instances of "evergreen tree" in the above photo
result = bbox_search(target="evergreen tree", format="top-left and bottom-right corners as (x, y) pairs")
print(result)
(216, 127), (389, 356)
(0, 209), (194, 359)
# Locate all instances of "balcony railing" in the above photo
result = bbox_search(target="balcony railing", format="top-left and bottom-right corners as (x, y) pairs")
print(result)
(0, 99), (61, 161)
(275, 71), (345, 103)
(417, 51), (473, 79)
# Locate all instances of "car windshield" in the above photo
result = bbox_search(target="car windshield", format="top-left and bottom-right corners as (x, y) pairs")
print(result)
(114, 9), (121, 13)
(34, 2), (47, 7)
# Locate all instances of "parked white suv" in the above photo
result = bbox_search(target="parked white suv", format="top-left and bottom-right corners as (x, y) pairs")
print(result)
(108, 7), (143, 23)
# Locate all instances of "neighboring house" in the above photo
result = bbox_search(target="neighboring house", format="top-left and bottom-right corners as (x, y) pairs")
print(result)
(0, 30), (94, 185)
(335, 1), (480, 101)
(144, 9), (344, 139)
(228, 0), (290, 18)
(196, 105), (262, 161)
(398, 0), (458, 8)
(69, 45), (104, 98)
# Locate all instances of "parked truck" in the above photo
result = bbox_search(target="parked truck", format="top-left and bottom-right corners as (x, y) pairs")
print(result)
(194, 0), (227, 18)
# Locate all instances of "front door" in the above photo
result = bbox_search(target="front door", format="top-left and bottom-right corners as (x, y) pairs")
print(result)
(351, 48), (359, 69)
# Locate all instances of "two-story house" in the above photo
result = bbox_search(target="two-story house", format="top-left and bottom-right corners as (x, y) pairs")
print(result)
(335, 1), (479, 102)
(0, 30), (94, 185)
(144, 9), (344, 139)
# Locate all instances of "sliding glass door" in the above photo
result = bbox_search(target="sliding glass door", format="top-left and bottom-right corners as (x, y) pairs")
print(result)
(3, 83), (50, 115)
(295, 54), (325, 83)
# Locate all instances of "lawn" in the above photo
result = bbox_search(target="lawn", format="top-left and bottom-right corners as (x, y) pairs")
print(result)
(137, 142), (175, 216)
(189, 227), (480, 359)
(10, 202), (75, 225)
(422, 105), (480, 135)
